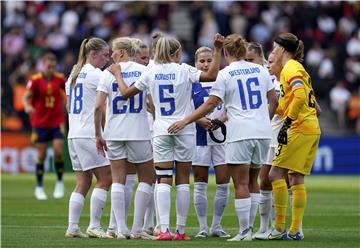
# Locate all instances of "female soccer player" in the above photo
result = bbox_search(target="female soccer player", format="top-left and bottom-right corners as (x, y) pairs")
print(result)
(244, 42), (271, 233)
(108, 34), (224, 240)
(65, 37), (112, 238)
(168, 34), (278, 242)
(95, 37), (155, 240)
(268, 33), (321, 241)
(191, 46), (230, 238)
(253, 52), (283, 239)
(22, 52), (66, 200)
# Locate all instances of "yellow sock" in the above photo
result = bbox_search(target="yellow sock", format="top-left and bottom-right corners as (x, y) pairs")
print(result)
(290, 184), (306, 234)
(272, 179), (288, 232)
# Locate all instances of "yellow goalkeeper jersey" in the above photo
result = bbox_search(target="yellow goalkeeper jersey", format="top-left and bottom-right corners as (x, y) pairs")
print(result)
(278, 59), (321, 134)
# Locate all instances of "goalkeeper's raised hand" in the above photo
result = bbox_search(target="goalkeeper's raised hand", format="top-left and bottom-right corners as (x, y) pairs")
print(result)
(277, 117), (293, 145)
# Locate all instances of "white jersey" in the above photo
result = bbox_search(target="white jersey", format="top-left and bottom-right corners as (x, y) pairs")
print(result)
(146, 59), (155, 133)
(210, 60), (273, 143)
(135, 62), (201, 137)
(66, 63), (102, 139)
(270, 75), (283, 147)
(97, 61), (151, 141)
(192, 81), (226, 146)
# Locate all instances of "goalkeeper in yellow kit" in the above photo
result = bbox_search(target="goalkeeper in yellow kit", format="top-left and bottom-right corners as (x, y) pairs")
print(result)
(267, 33), (321, 241)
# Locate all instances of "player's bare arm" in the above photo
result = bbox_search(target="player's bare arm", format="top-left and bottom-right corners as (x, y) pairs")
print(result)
(199, 34), (224, 82)
(94, 91), (108, 157)
(107, 63), (141, 99)
(267, 88), (279, 120)
(22, 90), (35, 114)
(168, 95), (222, 134)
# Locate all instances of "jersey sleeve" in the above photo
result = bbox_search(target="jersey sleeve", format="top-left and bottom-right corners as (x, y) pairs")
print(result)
(210, 72), (226, 101)
(283, 62), (305, 90)
(97, 70), (110, 94)
(134, 71), (148, 91)
(265, 73), (275, 92)
(183, 63), (201, 84)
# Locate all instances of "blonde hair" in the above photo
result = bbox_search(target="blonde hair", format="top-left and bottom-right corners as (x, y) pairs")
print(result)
(71, 37), (107, 88)
(247, 42), (266, 64)
(274, 33), (304, 62)
(151, 32), (163, 51)
(223, 34), (247, 60)
(131, 38), (148, 57)
(154, 36), (181, 64)
(194, 46), (213, 61)
(111, 37), (135, 58)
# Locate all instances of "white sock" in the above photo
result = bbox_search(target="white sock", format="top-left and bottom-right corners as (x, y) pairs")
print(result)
(234, 197), (251, 233)
(259, 190), (272, 232)
(194, 182), (208, 231)
(89, 188), (108, 229)
(176, 184), (190, 234)
(154, 183), (160, 229)
(108, 208), (117, 230)
(270, 192), (275, 225)
(249, 192), (261, 229)
(68, 192), (85, 232)
(111, 183), (127, 234)
(125, 174), (136, 222)
(131, 182), (153, 233)
(157, 183), (171, 232)
(211, 183), (229, 230)
(143, 184), (155, 230)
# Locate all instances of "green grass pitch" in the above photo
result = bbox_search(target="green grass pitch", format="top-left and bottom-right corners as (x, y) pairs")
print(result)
(2, 174), (359, 248)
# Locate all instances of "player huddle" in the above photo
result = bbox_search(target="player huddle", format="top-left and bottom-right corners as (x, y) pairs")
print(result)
(25, 31), (321, 242)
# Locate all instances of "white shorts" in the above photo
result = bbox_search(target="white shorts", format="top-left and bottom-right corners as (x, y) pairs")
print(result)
(153, 135), (195, 163)
(68, 138), (109, 171)
(226, 139), (270, 167)
(106, 140), (153, 163)
(192, 145), (226, 167)
(265, 146), (276, 165)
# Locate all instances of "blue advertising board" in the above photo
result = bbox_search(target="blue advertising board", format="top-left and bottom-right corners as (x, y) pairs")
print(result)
(311, 136), (360, 175)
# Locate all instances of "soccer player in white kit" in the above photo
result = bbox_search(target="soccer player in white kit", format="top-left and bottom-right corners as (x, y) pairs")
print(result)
(191, 47), (231, 239)
(65, 37), (112, 238)
(168, 34), (278, 241)
(94, 37), (155, 240)
(108, 34), (224, 241)
(244, 42), (272, 233)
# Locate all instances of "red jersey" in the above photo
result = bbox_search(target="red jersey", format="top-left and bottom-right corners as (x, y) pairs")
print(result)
(26, 72), (66, 128)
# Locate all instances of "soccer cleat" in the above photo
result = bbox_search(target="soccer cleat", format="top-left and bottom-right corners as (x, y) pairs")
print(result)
(106, 228), (117, 238)
(210, 227), (231, 238)
(155, 230), (172, 241)
(130, 231), (156, 240)
(173, 230), (191, 241)
(287, 231), (304, 240)
(227, 228), (252, 241)
(268, 228), (287, 240)
(35, 187), (48, 200)
(65, 229), (88, 238)
(253, 229), (271, 240)
(195, 230), (208, 238)
(53, 181), (65, 199)
(153, 225), (161, 236)
(86, 227), (114, 238)
(143, 226), (155, 235)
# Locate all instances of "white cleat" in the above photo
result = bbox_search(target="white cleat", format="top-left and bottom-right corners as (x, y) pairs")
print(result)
(65, 229), (88, 238)
(142, 226), (155, 235)
(227, 228), (252, 241)
(53, 181), (65, 199)
(35, 187), (48, 200)
(106, 228), (117, 238)
(195, 230), (208, 238)
(86, 227), (114, 238)
(210, 227), (231, 238)
(130, 231), (156, 240)
(253, 229), (271, 240)
(153, 225), (161, 236)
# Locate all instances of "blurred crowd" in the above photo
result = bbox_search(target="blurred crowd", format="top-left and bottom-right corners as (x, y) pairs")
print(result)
(1, 1), (360, 134)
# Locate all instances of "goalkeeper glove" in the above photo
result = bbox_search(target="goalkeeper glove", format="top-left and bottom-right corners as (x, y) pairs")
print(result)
(277, 117), (293, 145)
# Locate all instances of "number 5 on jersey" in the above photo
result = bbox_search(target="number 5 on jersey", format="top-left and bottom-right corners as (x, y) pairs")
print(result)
(159, 84), (175, 116)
